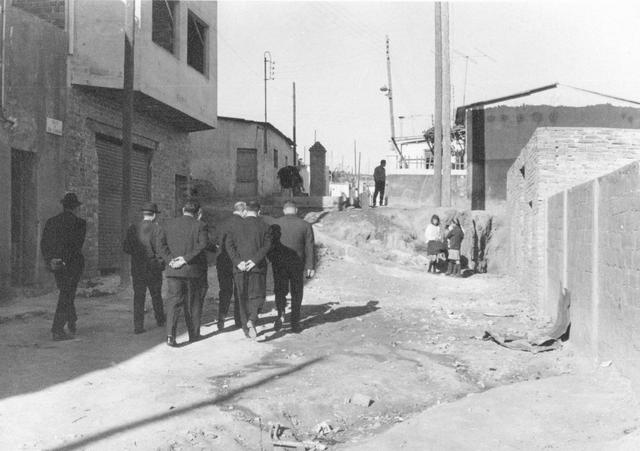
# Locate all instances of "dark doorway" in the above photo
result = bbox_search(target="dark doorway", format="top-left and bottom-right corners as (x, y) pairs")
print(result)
(11, 149), (38, 285)
(236, 148), (258, 197)
(174, 174), (189, 216)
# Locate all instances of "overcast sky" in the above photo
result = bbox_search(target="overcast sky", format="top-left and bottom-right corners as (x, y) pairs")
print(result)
(216, 1), (640, 173)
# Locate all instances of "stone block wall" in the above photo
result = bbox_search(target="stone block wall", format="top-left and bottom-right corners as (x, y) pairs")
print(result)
(546, 161), (640, 391)
(507, 127), (640, 315)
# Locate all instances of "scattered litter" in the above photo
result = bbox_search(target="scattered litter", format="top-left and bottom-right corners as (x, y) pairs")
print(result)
(600, 360), (613, 367)
(482, 312), (516, 318)
(314, 420), (333, 435)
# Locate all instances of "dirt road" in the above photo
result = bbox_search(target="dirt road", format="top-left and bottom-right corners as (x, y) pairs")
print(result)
(1, 214), (637, 450)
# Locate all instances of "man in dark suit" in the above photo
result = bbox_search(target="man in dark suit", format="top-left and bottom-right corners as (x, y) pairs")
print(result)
(157, 200), (208, 346)
(268, 200), (315, 333)
(40, 193), (87, 341)
(215, 201), (245, 331)
(225, 200), (272, 339)
(123, 202), (166, 334)
(372, 159), (386, 207)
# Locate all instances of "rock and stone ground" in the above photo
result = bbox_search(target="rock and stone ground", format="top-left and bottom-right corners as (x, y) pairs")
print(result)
(0, 207), (638, 450)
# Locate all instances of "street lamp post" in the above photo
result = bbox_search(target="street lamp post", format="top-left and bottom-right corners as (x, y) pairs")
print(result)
(263, 51), (275, 158)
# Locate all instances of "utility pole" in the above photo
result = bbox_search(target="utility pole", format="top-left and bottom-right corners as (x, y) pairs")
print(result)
(433, 2), (443, 207)
(441, 2), (452, 207)
(292, 82), (297, 165)
(264, 51), (274, 159)
(382, 35), (402, 167)
(120, 0), (135, 285)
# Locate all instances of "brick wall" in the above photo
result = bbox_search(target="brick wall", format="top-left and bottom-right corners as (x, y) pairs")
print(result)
(65, 88), (190, 276)
(544, 162), (640, 392)
(507, 127), (640, 315)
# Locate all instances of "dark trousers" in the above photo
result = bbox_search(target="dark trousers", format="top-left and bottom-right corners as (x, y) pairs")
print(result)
(373, 181), (385, 206)
(233, 271), (266, 329)
(132, 268), (164, 330)
(165, 277), (203, 340)
(52, 261), (83, 333)
(273, 262), (305, 327)
(217, 263), (241, 325)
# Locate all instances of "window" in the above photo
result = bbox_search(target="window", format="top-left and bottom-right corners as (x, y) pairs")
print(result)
(274, 149), (279, 168)
(152, 0), (177, 54)
(187, 11), (208, 74)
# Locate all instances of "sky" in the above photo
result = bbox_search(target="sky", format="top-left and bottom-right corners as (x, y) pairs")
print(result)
(216, 1), (640, 174)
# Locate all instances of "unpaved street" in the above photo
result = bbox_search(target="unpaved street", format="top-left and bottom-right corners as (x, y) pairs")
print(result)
(0, 215), (637, 450)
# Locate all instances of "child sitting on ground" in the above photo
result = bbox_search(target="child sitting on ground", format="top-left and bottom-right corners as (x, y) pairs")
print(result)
(445, 219), (464, 277)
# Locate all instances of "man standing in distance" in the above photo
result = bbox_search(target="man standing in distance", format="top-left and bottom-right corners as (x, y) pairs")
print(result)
(225, 200), (272, 339)
(158, 200), (208, 346)
(40, 193), (87, 341)
(372, 159), (387, 207)
(123, 202), (166, 334)
(215, 201), (245, 331)
(269, 201), (315, 333)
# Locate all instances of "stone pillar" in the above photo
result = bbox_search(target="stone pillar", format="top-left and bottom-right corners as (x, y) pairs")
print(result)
(309, 141), (327, 196)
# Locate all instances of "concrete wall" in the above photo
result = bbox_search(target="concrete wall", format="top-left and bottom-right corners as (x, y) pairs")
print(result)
(546, 161), (640, 392)
(71, 0), (217, 128)
(386, 171), (468, 209)
(506, 127), (640, 315)
(468, 104), (640, 210)
(189, 118), (294, 199)
(1, 8), (68, 290)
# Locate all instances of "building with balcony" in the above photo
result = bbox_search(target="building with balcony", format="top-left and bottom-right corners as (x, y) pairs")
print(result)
(0, 0), (217, 293)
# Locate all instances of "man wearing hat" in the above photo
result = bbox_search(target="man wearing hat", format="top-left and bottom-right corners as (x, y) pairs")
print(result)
(123, 202), (166, 334)
(157, 200), (209, 346)
(41, 193), (87, 341)
(268, 200), (315, 333)
(225, 200), (272, 339)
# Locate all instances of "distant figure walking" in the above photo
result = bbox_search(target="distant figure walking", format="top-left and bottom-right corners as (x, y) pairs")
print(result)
(40, 193), (87, 341)
(268, 201), (315, 334)
(123, 202), (166, 335)
(215, 201), (246, 331)
(424, 214), (446, 273)
(372, 159), (387, 207)
(225, 201), (272, 339)
(445, 219), (465, 277)
(158, 200), (209, 347)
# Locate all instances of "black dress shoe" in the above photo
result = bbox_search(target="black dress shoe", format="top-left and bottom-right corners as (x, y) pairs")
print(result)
(134, 328), (146, 335)
(167, 336), (177, 347)
(290, 324), (302, 334)
(274, 315), (284, 331)
(189, 335), (201, 343)
(53, 331), (73, 341)
(67, 322), (77, 335)
(217, 317), (225, 331)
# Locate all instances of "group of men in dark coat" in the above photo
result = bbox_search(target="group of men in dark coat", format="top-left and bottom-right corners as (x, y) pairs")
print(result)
(40, 193), (315, 345)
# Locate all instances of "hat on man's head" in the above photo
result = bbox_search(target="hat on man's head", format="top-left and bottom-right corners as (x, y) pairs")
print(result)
(246, 200), (261, 212)
(140, 202), (159, 213)
(61, 192), (82, 208)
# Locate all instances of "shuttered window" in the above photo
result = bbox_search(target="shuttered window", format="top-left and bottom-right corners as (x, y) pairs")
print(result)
(97, 135), (151, 272)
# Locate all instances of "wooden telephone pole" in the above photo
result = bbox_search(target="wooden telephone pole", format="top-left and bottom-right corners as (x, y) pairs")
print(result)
(433, 2), (443, 207)
(120, 0), (135, 285)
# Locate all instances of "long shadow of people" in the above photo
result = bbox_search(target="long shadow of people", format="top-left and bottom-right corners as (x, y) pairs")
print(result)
(260, 300), (380, 341)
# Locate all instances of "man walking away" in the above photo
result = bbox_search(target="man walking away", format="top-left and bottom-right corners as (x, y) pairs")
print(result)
(372, 159), (387, 207)
(225, 200), (272, 339)
(123, 202), (166, 334)
(215, 201), (246, 331)
(41, 193), (87, 341)
(269, 201), (315, 333)
(158, 200), (208, 346)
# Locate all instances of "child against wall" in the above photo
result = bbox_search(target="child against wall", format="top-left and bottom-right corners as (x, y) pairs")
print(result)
(445, 219), (464, 277)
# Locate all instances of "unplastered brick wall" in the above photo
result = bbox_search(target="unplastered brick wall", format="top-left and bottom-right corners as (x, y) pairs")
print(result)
(507, 127), (640, 314)
(547, 161), (640, 392)
(65, 88), (190, 275)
